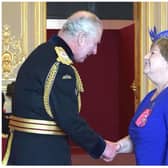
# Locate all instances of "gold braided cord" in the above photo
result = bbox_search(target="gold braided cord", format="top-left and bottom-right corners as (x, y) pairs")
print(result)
(71, 65), (84, 112)
(2, 132), (14, 165)
(54, 46), (84, 112)
(54, 46), (84, 93)
(43, 62), (60, 118)
(77, 93), (82, 113)
(70, 65), (84, 93)
(55, 47), (73, 65)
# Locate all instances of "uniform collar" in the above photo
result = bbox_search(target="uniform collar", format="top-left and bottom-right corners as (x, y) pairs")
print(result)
(49, 35), (74, 61)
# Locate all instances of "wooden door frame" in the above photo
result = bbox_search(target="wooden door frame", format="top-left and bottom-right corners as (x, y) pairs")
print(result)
(133, 2), (141, 109)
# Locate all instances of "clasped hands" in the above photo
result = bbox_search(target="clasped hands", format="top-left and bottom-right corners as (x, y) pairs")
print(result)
(100, 140), (120, 162)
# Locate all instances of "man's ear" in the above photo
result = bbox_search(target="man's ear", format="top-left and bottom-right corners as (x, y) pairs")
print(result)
(77, 32), (87, 47)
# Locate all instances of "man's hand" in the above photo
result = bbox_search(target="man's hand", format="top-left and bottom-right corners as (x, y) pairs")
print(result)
(100, 140), (120, 162)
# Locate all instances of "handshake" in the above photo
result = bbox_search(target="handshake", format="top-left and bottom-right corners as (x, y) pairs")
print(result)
(100, 136), (133, 162)
(100, 140), (120, 162)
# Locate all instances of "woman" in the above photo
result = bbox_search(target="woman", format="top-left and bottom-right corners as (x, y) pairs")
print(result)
(116, 28), (168, 165)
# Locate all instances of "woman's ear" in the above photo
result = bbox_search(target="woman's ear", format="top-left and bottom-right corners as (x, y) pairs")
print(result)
(77, 32), (87, 47)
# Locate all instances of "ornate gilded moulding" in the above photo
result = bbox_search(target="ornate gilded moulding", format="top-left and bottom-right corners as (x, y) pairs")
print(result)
(2, 24), (25, 80)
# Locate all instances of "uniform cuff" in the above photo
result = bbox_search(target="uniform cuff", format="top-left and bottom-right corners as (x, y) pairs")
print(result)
(89, 136), (106, 159)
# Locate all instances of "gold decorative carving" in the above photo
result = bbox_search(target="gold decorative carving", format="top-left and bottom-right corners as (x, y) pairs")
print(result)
(130, 80), (137, 93)
(2, 24), (25, 79)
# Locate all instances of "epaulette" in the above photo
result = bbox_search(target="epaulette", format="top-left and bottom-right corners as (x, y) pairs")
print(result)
(54, 46), (84, 93)
(54, 46), (84, 112)
(55, 46), (72, 65)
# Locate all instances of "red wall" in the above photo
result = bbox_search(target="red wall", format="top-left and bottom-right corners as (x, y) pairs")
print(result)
(76, 30), (120, 140)
(118, 24), (135, 138)
(47, 25), (134, 141)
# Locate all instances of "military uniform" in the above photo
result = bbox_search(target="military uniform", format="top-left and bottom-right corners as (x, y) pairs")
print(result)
(3, 35), (105, 165)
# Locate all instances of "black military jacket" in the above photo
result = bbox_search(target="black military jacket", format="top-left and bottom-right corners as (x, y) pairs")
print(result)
(6, 35), (105, 165)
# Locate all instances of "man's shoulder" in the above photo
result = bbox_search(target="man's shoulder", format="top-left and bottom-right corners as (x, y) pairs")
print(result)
(58, 63), (75, 75)
(35, 41), (53, 53)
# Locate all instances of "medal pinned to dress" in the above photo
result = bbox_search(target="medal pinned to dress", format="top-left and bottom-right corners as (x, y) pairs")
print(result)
(135, 108), (152, 127)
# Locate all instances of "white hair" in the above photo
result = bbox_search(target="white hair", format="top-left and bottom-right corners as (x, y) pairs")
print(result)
(62, 11), (102, 38)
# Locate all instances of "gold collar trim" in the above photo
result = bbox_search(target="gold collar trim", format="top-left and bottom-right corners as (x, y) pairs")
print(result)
(55, 46), (73, 65)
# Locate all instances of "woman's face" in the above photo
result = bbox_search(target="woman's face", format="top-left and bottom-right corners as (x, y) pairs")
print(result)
(144, 44), (168, 79)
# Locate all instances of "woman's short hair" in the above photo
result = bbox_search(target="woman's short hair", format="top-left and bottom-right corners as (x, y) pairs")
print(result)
(155, 38), (168, 62)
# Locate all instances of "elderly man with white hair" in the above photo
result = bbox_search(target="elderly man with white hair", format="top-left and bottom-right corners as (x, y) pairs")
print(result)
(3, 10), (118, 165)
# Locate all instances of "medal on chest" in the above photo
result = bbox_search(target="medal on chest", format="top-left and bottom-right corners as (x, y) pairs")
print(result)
(135, 108), (152, 127)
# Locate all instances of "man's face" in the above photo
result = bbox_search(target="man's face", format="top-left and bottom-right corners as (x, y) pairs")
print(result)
(73, 30), (102, 63)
